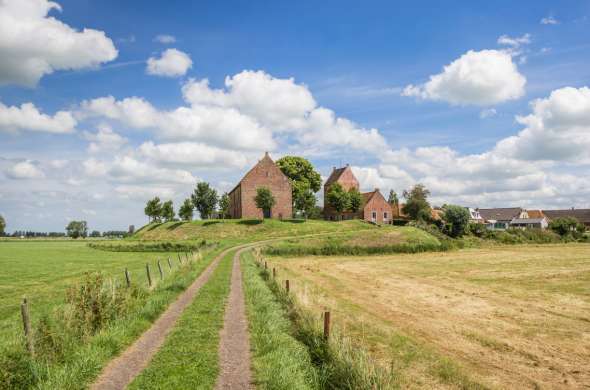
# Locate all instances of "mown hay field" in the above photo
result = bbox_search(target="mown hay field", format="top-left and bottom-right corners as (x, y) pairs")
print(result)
(268, 244), (590, 389)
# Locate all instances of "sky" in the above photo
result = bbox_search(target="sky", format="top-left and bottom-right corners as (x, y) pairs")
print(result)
(1, 0), (589, 233)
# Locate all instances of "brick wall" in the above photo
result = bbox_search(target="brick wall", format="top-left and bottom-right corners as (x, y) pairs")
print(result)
(230, 153), (292, 219)
(362, 191), (393, 224)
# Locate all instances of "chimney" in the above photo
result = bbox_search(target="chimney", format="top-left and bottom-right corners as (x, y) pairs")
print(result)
(375, 188), (379, 193)
(332, 166), (336, 172)
(264, 151), (269, 158)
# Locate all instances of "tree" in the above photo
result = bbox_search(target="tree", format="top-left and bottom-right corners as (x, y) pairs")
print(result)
(178, 198), (194, 221)
(388, 190), (399, 206)
(0, 214), (5, 236)
(348, 187), (362, 213)
(191, 182), (218, 219)
(276, 156), (322, 216)
(402, 184), (432, 221)
(90, 230), (101, 237)
(549, 217), (584, 236)
(66, 220), (88, 239)
(161, 200), (175, 222)
(144, 197), (162, 223)
(326, 183), (350, 218)
(442, 205), (471, 237)
(293, 182), (317, 218)
(219, 193), (230, 219)
(254, 187), (276, 218)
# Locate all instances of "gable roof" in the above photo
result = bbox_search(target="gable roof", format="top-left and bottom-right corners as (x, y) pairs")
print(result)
(324, 166), (348, 188)
(229, 152), (287, 195)
(478, 207), (523, 222)
(543, 209), (590, 223)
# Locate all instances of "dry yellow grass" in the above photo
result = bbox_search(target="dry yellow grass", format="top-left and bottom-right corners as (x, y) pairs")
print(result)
(269, 244), (590, 389)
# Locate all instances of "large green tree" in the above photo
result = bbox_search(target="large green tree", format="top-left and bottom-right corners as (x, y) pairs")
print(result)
(442, 205), (471, 237)
(219, 192), (230, 219)
(178, 198), (194, 221)
(326, 183), (350, 217)
(276, 156), (322, 217)
(161, 200), (175, 222)
(191, 182), (218, 219)
(402, 184), (431, 221)
(0, 214), (5, 236)
(144, 197), (162, 223)
(254, 187), (276, 218)
(348, 187), (362, 213)
(66, 220), (88, 239)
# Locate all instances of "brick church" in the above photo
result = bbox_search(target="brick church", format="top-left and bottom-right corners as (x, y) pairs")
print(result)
(323, 164), (392, 224)
(228, 152), (292, 219)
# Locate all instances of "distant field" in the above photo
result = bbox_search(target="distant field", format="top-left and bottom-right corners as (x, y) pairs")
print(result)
(269, 244), (590, 389)
(0, 240), (182, 348)
(134, 218), (374, 241)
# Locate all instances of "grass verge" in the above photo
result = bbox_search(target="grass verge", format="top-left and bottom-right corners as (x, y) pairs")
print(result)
(127, 250), (234, 389)
(246, 252), (395, 389)
(87, 240), (214, 252)
(0, 247), (222, 390)
(242, 251), (318, 389)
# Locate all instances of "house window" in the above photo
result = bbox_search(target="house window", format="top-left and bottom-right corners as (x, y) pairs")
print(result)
(384, 212), (388, 220)
(372, 211), (376, 222)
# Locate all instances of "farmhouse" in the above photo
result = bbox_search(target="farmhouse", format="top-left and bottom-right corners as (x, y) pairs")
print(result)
(324, 165), (392, 224)
(227, 152), (292, 219)
(478, 207), (527, 230)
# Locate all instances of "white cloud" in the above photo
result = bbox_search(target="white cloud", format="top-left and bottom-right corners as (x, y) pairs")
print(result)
(7, 160), (45, 179)
(0, 0), (117, 87)
(480, 108), (497, 119)
(83, 158), (108, 177)
(0, 101), (76, 133)
(154, 34), (176, 44)
(138, 141), (250, 169)
(402, 50), (526, 106)
(115, 185), (175, 200)
(84, 124), (127, 153)
(497, 34), (531, 48)
(49, 159), (68, 169)
(494, 86), (590, 161)
(146, 48), (192, 77)
(80, 96), (159, 128)
(541, 16), (559, 25)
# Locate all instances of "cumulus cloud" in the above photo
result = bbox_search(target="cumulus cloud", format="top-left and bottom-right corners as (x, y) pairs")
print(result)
(7, 160), (45, 179)
(402, 50), (526, 106)
(84, 124), (127, 153)
(497, 33), (531, 48)
(138, 141), (250, 169)
(81, 70), (386, 153)
(480, 108), (497, 119)
(146, 48), (192, 77)
(494, 86), (590, 161)
(153, 34), (176, 44)
(0, 101), (76, 133)
(0, 0), (117, 86)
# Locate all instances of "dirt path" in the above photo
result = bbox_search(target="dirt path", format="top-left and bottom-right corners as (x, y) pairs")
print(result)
(91, 246), (237, 390)
(214, 247), (253, 390)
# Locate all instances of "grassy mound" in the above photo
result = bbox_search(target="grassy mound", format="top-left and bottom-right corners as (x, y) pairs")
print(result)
(133, 219), (375, 242)
(262, 226), (448, 256)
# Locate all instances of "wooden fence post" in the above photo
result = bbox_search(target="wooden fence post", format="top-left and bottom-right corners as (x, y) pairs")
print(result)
(167, 257), (172, 270)
(157, 260), (164, 279)
(124, 268), (131, 287)
(20, 296), (34, 356)
(264, 261), (267, 270)
(146, 263), (152, 287)
(285, 279), (290, 293)
(324, 311), (331, 340)
(273, 268), (276, 278)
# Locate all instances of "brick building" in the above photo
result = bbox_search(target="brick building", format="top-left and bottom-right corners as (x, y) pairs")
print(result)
(228, 152), (292, 219)
(323, 165), (392, 224)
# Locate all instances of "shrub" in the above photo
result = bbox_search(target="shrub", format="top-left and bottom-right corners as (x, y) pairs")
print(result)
(88, 240), (212, 252)
(442, 205), (471, 238)
(549, 217), (585, 236)
(0, 349), (36, 389)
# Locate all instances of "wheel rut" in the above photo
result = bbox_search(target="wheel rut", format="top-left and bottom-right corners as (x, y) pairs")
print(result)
(214, 247), (253, 389)
(91, 246), (238, 390)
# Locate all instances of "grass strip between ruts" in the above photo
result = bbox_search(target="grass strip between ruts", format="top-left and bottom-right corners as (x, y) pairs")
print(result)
(128, 250), (234, 389)
(242, 251), (318, 390)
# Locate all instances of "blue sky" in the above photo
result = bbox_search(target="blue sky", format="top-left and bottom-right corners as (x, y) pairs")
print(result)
(1, 0), (589, 232)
